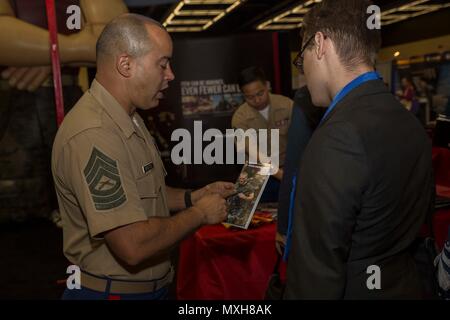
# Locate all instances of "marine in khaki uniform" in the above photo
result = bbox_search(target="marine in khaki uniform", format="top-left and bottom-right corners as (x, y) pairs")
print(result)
(232, 67), (293, 202)
(232, 67), (293, 170)
(52, 14), (234, 300)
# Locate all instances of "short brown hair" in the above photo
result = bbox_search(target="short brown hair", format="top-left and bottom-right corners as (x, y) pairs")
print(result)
(302, 0), (381, 68)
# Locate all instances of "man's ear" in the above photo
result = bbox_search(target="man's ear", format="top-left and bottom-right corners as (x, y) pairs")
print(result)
(314, 32), (327, 60)
(116, 54), (132, 78)
(265, 81), (271, 91)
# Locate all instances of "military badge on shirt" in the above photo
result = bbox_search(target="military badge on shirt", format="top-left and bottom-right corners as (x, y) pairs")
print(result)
(84, 147), (127, 211)
(142, 162), (154, 174)
(275, 118), (289, 128)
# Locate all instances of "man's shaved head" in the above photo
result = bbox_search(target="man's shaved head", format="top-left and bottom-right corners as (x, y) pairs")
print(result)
(96, 13), (163, 62)
(94, 13), (174, 114)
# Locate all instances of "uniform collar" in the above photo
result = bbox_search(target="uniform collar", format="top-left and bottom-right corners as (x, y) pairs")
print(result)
(244, 93), (286, 120)
(89, 79), (135, 138)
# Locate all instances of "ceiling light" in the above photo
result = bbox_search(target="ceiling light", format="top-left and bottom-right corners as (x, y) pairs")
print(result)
(163, 0), (243, 32)
(257, 0), (450, 30)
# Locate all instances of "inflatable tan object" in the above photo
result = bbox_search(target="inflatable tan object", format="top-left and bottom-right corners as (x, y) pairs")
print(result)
(0, 0), (128, 90)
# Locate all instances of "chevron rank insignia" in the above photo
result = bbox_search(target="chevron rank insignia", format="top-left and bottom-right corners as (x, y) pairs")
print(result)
(84, 147), (127, 211)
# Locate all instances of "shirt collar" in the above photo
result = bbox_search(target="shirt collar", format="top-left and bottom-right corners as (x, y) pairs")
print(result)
(89, 79), (135, 138)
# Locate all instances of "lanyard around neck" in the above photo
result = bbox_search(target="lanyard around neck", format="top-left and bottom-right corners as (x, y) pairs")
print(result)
(319, 71), (381, 125)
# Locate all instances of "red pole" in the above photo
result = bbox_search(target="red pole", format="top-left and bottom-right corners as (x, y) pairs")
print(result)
(45, 0), (65, 127)
(272, 32), (281, 94)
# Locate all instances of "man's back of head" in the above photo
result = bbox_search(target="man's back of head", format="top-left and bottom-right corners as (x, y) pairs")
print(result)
(302, 0), (381, 69)
(299, 0), (381, 106)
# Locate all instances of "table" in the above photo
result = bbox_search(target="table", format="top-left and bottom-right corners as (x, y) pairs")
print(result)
(176, 222), (278, 300)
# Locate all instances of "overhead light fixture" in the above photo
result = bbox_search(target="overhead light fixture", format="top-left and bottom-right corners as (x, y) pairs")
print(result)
(394, 51), (400, 57)
(163, 0), (243, 32)
(257, 0), (450, 31)
(381, 0), (450, 26)
(257, 0), (321, 30)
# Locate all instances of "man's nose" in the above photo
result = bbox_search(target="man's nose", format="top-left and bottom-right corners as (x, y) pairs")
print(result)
(166, 64), (175, 81)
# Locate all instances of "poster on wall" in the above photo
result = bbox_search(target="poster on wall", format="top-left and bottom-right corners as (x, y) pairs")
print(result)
(180, 79), (243, 117)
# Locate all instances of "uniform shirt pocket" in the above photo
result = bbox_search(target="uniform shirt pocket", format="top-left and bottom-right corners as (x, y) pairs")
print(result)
(135, 170), (160, 198)
(135, 170), (162, 216)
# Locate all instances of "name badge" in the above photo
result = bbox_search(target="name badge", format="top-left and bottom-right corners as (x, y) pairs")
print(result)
(142, 162), (154, 174)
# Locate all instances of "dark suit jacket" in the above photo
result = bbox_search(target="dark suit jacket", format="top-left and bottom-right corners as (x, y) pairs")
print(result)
(284, 79), (434, 299)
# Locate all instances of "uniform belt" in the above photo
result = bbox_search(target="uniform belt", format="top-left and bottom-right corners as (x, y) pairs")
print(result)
(80, 267), (174, 294)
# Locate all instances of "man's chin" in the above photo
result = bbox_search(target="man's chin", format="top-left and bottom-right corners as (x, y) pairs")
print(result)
(136, 103), (159, 111)
(146, 99), (161, 109)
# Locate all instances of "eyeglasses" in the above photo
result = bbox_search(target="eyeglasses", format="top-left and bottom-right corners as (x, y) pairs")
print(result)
(293, 34), (315, 74)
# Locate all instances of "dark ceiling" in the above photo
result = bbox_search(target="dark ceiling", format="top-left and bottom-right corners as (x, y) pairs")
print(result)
(128, 0), (450, 47)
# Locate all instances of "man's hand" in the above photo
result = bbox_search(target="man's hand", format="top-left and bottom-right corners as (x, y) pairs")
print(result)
(203, 181), (236, 198)
(192, 181), (235, 203)
(193, 194), (227, 225)
(2, 66), (51, 91)
(275, 232), (286, 256)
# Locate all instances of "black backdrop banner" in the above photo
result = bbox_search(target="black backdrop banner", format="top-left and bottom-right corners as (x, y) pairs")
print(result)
(140, 32), (290, 188)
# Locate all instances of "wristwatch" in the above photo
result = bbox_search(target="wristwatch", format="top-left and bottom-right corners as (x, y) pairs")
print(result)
(184, 190), (193, 208)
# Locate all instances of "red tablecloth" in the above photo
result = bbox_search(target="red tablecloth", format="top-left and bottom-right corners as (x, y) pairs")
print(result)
(177, 223), (278, 300)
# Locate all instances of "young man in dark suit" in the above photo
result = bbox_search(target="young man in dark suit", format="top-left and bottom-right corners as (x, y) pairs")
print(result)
(284, 0), (434, 299)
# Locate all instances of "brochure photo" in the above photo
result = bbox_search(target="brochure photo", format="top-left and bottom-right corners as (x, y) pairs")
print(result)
(225, 163), (270, 229)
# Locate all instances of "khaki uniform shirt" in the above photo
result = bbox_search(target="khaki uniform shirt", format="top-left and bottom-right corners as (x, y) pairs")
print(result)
(52, 80), (171, 281)
(231, 93), (293, 167)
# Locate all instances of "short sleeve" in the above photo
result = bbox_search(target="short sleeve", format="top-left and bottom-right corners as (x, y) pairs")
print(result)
(61, 128), (148, 238)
